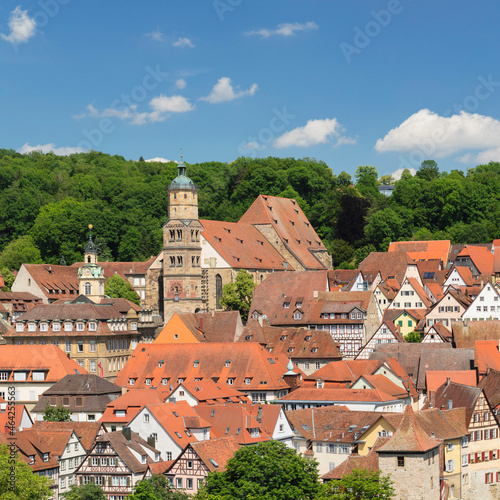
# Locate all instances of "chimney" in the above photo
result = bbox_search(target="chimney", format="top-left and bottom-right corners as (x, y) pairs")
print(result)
(429, 390), (436, 408)
(121, 386), (127, 395)
(211, 310), (215, 318)
(122, 426), (131, 441)
(446, 377), (451, 387)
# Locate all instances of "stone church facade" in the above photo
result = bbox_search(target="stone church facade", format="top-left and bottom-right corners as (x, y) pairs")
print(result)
(145, 160), (332, 322)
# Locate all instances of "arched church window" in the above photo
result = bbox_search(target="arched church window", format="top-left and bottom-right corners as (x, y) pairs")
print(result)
(177, 229), (182, 240)
(85, 282), (91, 295)
(216, 274), (223, 309)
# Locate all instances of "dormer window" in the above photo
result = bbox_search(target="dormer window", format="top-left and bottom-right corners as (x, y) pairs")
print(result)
(225, 360), (231, 368)
(228, 378), (234, 385)
(145, 378), (152, 386)
(28, 323), (36, 332)
(296, 302), (302, 308)
(64, 322), (73, 332)
(293, 312), (302, 320)
(15, 323), (24, 332)
(129, 378), (136, 386)
(194, 360), (200, 368)
(43, 453), (49, 462)
(40, 323), (48, 332)
(88, 322), (97, 331)
(162, 378), (168, 385)
(245, 378), (251, 385)
(76, 322), (84, 332)
(311, 347), (318, 353)
(283, 302), (290, 308)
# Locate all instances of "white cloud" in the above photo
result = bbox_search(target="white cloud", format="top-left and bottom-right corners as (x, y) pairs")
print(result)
(390, 167), (416, 180)
(273, 118), (356, 149)
(74, 95), (194, 125)
(245, 21), (318, 38)
(241, 141), (265, 151)
(375, 109), (500, 158)
(199, 77), (258, 104)
(145, 157), (178, 163)
(145, 30), (165, 42)
(18, 142), (87, 155)
(1, 6), (36, 44)
(458, 147), (500, 165)
(173, 37), (194, 48)
(176, 78), (187, 89)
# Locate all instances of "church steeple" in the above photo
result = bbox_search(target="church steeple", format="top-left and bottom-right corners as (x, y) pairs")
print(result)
(167, 155), (199, 220)
(78, 225), (105, 302)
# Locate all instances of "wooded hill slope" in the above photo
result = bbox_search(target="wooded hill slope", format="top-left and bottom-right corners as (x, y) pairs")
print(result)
(0, 149), (499, 273)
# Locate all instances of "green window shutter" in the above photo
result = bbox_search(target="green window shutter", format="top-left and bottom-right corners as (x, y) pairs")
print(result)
(108, 476), (112, 487)
(398, 321), (403, 326)
(88, 458), (91, 466)
(127, 476), (131, 487)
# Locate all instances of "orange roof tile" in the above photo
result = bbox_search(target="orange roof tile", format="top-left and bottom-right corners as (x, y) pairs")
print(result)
(456, 246), (494, 275)
(475, 340), (500, 376)
(200, 219), (291, 270)
(0, 345), (86, 381)
(239, 195), (329, 270)
(378, 405), (440, 453)
(279, 387), (398, 403)
(359, 252), (415, 284)
(189, 436), (240, 472)
(425, 370), (477, 393)
(388, 240), (450, 266)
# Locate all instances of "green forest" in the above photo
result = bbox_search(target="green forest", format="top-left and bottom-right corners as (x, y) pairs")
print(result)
(0, 149), (499, 275)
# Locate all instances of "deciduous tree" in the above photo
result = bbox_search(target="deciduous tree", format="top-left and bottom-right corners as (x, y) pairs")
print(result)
(326, 468), (394, 499)
(219, 270), (256, 322)
(104, 274), (140, 305)
(42, 403), (72, 422)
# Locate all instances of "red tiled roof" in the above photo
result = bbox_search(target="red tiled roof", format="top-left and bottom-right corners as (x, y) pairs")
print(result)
(378, 405), (440, 453)
(388, 240), (450, 267)
(72, 258), (155, 281)
(359, 252), (415, 284)
(425, 370), (477, 393)
(190, 436), (240, 472)
(33, 421), (104, 451)
(115, 343), (302, 392)
(307, 360), (382, 384)
(239, 195), (329, 270)
(475, 340), (500, 376)
(452, 321), (500, 349)
(457, 246), (494, 275)
(279, 387), (398, 403)
(175, 380), (250, 404)
(0, 345), (87, 381)
(200, 219), (291, 271)
(195, 404), (270, 444)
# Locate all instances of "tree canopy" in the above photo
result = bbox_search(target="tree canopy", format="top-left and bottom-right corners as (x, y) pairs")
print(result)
(0, 444), (52, 499)
(61, 483), (106, 500)
(42, 403), (72, 422)
(195, 440), (324, 500)
(1, 151), (500, 273)
(104, 274), (140, 305)
(219, 270), (256, 322)
(326, 468), (395, 500)
(129, 475), (190, 500)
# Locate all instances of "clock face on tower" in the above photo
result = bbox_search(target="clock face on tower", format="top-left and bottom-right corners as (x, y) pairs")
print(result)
(84, 268), (92, 277)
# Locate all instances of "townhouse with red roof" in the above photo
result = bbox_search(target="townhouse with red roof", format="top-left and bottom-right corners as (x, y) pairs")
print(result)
(114, 342), (302, 404)
(462, 281), (500, 322)
(425, 288), (472, 332)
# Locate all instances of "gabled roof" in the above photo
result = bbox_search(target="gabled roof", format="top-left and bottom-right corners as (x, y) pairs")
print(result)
(322, 442), (382, 480)
(0, 345), (87, 381)
(38, 373), (121, 395)
(19, 264), (80, 300)
(142, 401), (208, 448)
(479, 368), (500, 410)
(239, 195), (329, 270)
(174, 380), (250, 404)
(95, 430), (160, 474)
(455, 246), (494, 275)
(286, 407), (381, 442)
(388, 240), (450, 267)
(194, 404), (270, 445)
(200, 219), (290, 271)
(378, 405), (440, 453)
(405, 277), (433, 307)
(355, 374), (410, 399)
(115, 343), (302, 392)
(475, 340), (500, 376)
(425, 370), (477, 394)
(307, 360), (382, 384)
(427, 381), (481, 425)
(189, 436), (240, 472)
(249, 270), (329, 325)
(71, 258), (155, 280)
(155, 311), (242, 344)
(426, 322), (452, 342)
(246, 404), (285, 436)
(279, 387), (399, 403)
(415, 407), (468, 441)
(100, 389), (166, 424)
(449, 266), (476, 286)
(33, 421), (104, 451)
(239, 325), (342, 360)
(359, 252), (415, 284)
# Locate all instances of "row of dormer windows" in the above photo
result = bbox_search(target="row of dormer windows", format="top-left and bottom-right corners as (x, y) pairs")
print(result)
(16, 321), (98, 332)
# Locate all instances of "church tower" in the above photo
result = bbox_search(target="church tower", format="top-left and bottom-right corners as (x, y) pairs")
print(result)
(162, 158), (204, 320)
(78, 225), (105, 302)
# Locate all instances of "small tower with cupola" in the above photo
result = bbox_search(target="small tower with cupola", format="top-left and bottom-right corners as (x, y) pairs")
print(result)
(78, 225), (105, 302)
(162, 157), (204, 321)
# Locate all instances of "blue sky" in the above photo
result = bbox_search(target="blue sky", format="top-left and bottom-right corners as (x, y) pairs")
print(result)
(1, 1), (500, 178)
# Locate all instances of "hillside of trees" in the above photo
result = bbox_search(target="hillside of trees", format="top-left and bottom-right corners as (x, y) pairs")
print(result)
(0, 149), (499, 274)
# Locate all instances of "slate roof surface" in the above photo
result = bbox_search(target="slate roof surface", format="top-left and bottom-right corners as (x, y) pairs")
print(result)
(39, 373), (121, 395)
(239, 195), (328, 270)
(21, 264), (80, 299)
